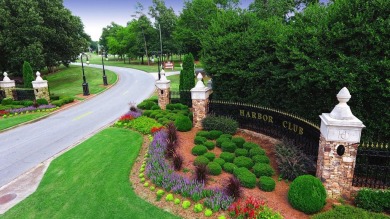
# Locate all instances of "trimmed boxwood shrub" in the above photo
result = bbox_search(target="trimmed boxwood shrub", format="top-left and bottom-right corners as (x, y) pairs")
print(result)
(151, 105), (161, 110)
(204, 152), (216, 161)
(192, 145), (208, 156)
(207, 162), (222, 175)
(232, 137), (245, 148)
(142, 110), (153, 117)
(220, 152), (235, 163)
(288, 175), (327, 214)
(233, 156), (254, 169)
(252, 155), (270, 164)
(220, 134), (232, 139)
(203, 141), (215, 150)
(355, 188), (390, 213)
(216, 137), (230, 148)
(194, 156), (210, 166)
(166, 103), (188, 110)
(235, 148), (248, 157)
(223, 162), (237, 174)
(196, 131), (210, 139)
(249, 147), (266, 157)
(258, 176), (276, 192)
(201, 115), (238, 135)
(243, 142), (260, 150)
(221, 141), (237, 153)
(214, 158), (225, 166)
(208, 130), (223, 140)
(138, 100), (157, 110)
(234, 167), (257, 188)
(36, 98), (48, 105)
(252, 163), (275, 177)
(1, 98), (13, 105)
(194, 136), (207, 145)
(174, 115), (192, 132)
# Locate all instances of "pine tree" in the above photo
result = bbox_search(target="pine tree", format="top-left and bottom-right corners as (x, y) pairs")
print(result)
(23, 61), (34, 88)
(179, 53), (195, 90)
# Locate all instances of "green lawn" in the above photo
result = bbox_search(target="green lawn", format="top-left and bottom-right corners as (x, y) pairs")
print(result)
(46, 65), (117, 98)
(0, 112), (48, 131)
(167, 75), (180, 92)
(0, 127), (179, 219)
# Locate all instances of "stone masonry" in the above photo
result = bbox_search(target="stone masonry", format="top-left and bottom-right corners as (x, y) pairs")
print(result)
(0, 72), (16, 99)
(155, 72), (170, 110)
(191, 73), (212, 128)
(32, 72), (50, 102)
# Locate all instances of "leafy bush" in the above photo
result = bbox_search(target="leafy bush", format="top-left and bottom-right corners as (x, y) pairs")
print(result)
(235, 148), (248, 157)
(174, 198), (180, 205)
(214, 158), (226, 166)
(49, 95), (60, 100)
(208, 130), (223, 140)
(312, 204), (390, 219)
(223, 162), (237, 174)
(201, 115), (238, 135)
(192, 145), (208, 156)
(137, 100), (157, 110)
(288, 175), (326, 214)
(167, 103), (188, 110)
(252, 163), (275, 177)
(195, 164), (208, 183)
(22, 100), (33, 106)
(355, 188), (390, 213)
(257, 206), (283, 219)
(203, 141), (215, 150)
(204, 152), (216, 161)
(182, 200), (191, 209)
(36, 98), (48, 105)
(258, 176), (276, 192)
(234, 167), (257, 188)
(196, 130), (210, 139)
(204, 209), (213, 217)
(51, 100), (64, 107)
(166, 194), (174, 201)
(220, 134), (232, 139)
(252, 155), (270, 164)
(232, 137), (245, 148)
(151, 105), (161, 110)
(194, 136), (207, 144)
(128, 116), (162, 134)
(275, 141), (316, 181)
(249, 147), (266, 157)
(243, 142), (260, 150)
(224, 176), (242, 200)
(1, 98), (13, 105)
(233, 156), (254, 169)
(207, 162), (222, 175)
(220, 152), (235, 163)
(221, 141), (237, 153)
(174, 115), (192, 132)
(194, 156), (210, 166)
(216, 137), (230, 148)
(194, 203), (203, 213)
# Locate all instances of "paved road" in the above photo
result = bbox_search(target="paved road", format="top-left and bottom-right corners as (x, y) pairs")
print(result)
(0, 64), (157, 188)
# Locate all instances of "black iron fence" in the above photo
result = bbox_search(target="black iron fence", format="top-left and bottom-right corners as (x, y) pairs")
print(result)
(12, 88), (35, 101)
(0, 90), (5, 101)
(170, 90), (192, 107)
(352, 142), (390, 189)
(208, 100), (320, 164)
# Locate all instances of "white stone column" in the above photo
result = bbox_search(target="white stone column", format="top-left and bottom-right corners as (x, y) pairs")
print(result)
(32, 72), (50, 101)
(316, 87), (365, 199)
(155, 70), (170, 110)
(0, 72), (16, 99)
(191, 73), (212, 128)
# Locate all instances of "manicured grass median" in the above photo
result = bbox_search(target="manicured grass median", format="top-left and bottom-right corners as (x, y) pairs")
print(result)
(1, 127), (179, 219)
(0, 112), (48, 131)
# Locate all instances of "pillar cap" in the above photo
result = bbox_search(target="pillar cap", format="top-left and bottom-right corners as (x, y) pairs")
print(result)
(329, 87), (354, 120)
(35, 71), (44, 81)
(194, 73), (205, 88)
(2, 72), (12, 82)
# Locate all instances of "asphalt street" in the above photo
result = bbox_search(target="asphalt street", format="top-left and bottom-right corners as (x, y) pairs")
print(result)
(0, 64), (157, 188)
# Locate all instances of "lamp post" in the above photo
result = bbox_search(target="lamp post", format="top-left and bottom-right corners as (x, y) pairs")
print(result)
(80, 52), (90, 96)
(157, 52), (161, 80)
(101, 51), (108, 86)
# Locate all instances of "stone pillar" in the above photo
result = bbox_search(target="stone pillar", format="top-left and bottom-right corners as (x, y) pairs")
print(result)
(155, 71), (170, 110)
(316, 87), (365, 199)
(191, 73), (212, 128)
(32, 72), (50, 101)
(0, 72), (16, 99)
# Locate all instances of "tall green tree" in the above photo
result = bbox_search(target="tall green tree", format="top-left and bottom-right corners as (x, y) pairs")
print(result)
(179, 53), (195, 90)
(22, 61), (34, 88)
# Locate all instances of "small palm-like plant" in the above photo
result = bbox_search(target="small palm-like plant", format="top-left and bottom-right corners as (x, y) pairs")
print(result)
(195, 164), (208, 183)
(173, 152), (183, 171)
(224, 176), (242, 200)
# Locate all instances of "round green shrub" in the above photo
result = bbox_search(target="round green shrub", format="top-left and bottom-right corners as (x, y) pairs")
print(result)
(220, 134), (232, 139)
(235, 148), (248, 157)
(252, 155), (270, 164)
(223, 162), (237, 174)
(235, 168), (257, 188)
(151, 105), (161, 110)
(142, 110), (153, 117)
(221, 141), (237, 153)
(204, 209), (213, 217)
(219, 152), (236, 163)
(138, 100), (157, 110)
(214, 158), (226, 166)
(249, 147), (266, 157)
(2, 98), (14, 105)
(288, 175), (327, 214)
(233, 156), (254, 169)
(194, 136), (207, 144)
(196, 130), (210, 139)
(252, 163), (275, 177)
(175, 115), (192, 132)
(194, 156), (210, 166)
(208, 130), (223, 140)
(192, 145), (208, 156)
(216, 137), (230, 148)
(182, 200), (191, 209)
(36, 98), (49, 105)
(243, 142), (260, 150)
(232, 137), (245, 148)
(204, 141), (215, 150)
(207, 162), (222, 175)
(204, 152), (216, 161)
(258, 176), (276, 192)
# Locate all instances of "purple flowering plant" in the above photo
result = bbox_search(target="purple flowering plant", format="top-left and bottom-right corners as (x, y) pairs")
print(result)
(6, 104), (57, 114)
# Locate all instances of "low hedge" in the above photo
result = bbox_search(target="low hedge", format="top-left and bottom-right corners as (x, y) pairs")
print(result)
(252, 155), (270, 164)
(201, 114), (238, 135)
(223, 162), (237, 174)
(252, 163), (275, 178)
(220, 134), (232, 139)
(234, 167), (257, 188)
(235, 148), (248, 157)
(204, 152), (216, 161)
(196, 131), (210, 139)
(207, 162), (222, 175)
(216, 137), (230, 148)
(192, 145), (208, 156)
(220, 152), (235, 163)
(258, 176), (276, 192)
(208, 130), (223, 140)
(233, 156), (254, 169)
(355, 188), (390, 213)
(194, 156), (210, 166)
(232, 137), (245, 148)
(214, 158), (225, 166)
(194, 136), (207, 145)
(243, 142), (260, 150)
(221, 141), (237, 153)
(203, 141), (215, 150)
(249, 147), (266, 157)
